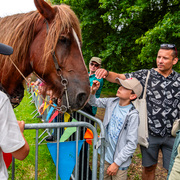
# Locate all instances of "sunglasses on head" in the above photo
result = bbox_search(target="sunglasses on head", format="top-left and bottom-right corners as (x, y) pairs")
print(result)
(160, 44), (176, 49)
(160, 44), (178, 57)
(90, 62), (99, 67)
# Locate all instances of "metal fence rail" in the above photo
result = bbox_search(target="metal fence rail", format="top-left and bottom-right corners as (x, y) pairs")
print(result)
(76, 110), (106, 180)
(11, 88), (105, 180)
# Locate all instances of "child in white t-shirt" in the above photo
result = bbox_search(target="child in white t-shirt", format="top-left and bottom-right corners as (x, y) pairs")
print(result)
(89, 78), (142, 180)
(0, 43), (29, 180)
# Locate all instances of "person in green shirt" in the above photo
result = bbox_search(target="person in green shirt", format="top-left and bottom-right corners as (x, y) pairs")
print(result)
(83, 57), (104, 116)
(79, 57), (104, 180)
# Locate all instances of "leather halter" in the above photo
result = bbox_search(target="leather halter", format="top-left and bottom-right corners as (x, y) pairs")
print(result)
(45, 20), (71, 112)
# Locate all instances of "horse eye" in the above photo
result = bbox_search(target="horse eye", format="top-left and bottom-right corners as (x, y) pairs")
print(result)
(58, 36), (69, 45)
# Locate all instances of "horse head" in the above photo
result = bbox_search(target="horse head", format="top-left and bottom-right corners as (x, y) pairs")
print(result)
(0, 0), (90, 111)
(30, 0), (90, 111)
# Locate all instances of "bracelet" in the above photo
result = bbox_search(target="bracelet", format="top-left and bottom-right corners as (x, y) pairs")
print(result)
(105, 69), (109, 78)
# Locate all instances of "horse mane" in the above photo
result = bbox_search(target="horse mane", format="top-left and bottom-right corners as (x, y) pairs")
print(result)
(0, 4), (82, 75)
(43, 4), (82, 67)
(0, 12), (39, 73)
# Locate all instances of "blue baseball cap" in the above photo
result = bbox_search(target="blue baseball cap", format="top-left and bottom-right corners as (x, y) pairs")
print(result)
(0, 43), (13, 55)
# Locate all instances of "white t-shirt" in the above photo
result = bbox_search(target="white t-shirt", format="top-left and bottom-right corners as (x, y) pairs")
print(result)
(0, 91), (25, 180)
(105, 103), (132, 166)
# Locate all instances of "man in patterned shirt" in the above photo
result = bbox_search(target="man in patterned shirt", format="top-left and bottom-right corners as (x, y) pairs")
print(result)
(95, 44), (179, 180)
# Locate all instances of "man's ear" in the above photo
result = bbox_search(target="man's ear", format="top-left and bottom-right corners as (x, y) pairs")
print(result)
(130, 94), (137, 101)
(173, 57), (178, 65)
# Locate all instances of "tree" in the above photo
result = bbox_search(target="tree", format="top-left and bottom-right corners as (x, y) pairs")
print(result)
(51, 0), (180, 90)
(136, 10), (180, 71)
(98, 0), (180, 71)
(52, 0), (112, 65)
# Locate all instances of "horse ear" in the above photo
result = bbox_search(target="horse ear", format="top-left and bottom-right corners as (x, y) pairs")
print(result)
(34, 0), (56, 22)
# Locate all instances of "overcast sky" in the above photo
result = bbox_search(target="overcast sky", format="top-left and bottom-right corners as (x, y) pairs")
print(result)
(0, 0), (36, 17)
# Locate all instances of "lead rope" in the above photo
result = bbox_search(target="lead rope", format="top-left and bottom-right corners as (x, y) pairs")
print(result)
(8, 56), (67, 113)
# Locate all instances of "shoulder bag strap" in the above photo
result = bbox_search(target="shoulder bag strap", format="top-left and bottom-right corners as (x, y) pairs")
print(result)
(143, 70), (150, 99)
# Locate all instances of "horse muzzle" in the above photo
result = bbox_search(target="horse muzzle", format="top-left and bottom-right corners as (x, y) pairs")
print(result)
(61, 88), (90, 112)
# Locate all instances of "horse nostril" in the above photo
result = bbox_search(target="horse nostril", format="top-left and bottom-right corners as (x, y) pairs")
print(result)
(76, 92), (88, 108)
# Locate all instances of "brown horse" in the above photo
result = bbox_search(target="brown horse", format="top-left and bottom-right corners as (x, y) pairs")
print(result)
(0, 0), (90, 111)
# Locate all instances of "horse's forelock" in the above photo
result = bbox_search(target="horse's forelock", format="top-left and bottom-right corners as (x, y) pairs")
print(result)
(40, 4), (82, 75)
(58, 4), (82, 42)
(43, 4), (82, 62)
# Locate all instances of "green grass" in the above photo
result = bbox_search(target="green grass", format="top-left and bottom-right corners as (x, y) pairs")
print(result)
(8, 91), (60, 180)
(8, 90), (100, 180)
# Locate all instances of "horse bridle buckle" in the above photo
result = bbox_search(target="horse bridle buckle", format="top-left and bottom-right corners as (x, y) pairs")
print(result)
(56, 105), (67, 113)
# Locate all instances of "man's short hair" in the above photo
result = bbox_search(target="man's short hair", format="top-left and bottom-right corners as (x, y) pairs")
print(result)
(160, 44), (178, 58)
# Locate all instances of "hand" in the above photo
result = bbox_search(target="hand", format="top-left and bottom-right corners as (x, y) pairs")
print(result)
(91, 80), (100, 94)
(17, 121), (25, 133)
(38, 103), (45, 114)
(95, 68), (108, 79)
(106, 162), (119, 176)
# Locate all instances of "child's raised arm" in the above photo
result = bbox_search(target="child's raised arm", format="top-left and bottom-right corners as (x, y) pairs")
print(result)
(91, 80), (100, 95)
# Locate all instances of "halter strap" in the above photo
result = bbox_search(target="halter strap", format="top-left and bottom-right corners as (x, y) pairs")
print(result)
(45, 19), (71, 111)
(44, 20), (62, 75)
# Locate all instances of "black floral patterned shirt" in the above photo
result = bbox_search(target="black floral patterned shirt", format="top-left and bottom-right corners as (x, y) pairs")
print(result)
(125, 68), (180, 137)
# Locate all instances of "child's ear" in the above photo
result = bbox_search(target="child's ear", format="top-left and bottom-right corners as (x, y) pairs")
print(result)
(130, 94), (137, 100)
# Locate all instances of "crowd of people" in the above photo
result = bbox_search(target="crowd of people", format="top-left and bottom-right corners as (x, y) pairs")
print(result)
(0, 41), (179, 180)
(94, 44), (180, 180)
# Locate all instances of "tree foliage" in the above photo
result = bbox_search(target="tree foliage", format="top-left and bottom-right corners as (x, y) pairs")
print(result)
(52, 0), (180, 89)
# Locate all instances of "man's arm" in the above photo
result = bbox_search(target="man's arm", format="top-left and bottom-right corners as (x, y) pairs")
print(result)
(95, 68), (126, 83)
(11, 121), (30, 160)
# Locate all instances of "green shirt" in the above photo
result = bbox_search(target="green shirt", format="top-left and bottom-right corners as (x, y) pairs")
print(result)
(89, 73), (103, 115)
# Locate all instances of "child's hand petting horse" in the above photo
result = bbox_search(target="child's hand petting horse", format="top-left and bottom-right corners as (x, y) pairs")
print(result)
(91, 80), (100, 95)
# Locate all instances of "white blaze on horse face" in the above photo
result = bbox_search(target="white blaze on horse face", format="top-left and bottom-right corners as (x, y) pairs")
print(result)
(72, 29), (84, 62)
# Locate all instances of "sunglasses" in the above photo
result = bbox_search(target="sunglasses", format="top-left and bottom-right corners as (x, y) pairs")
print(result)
(160, 44), (178, 57)
(90, 62), (99, 67)
(160, 44), (176, 49)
